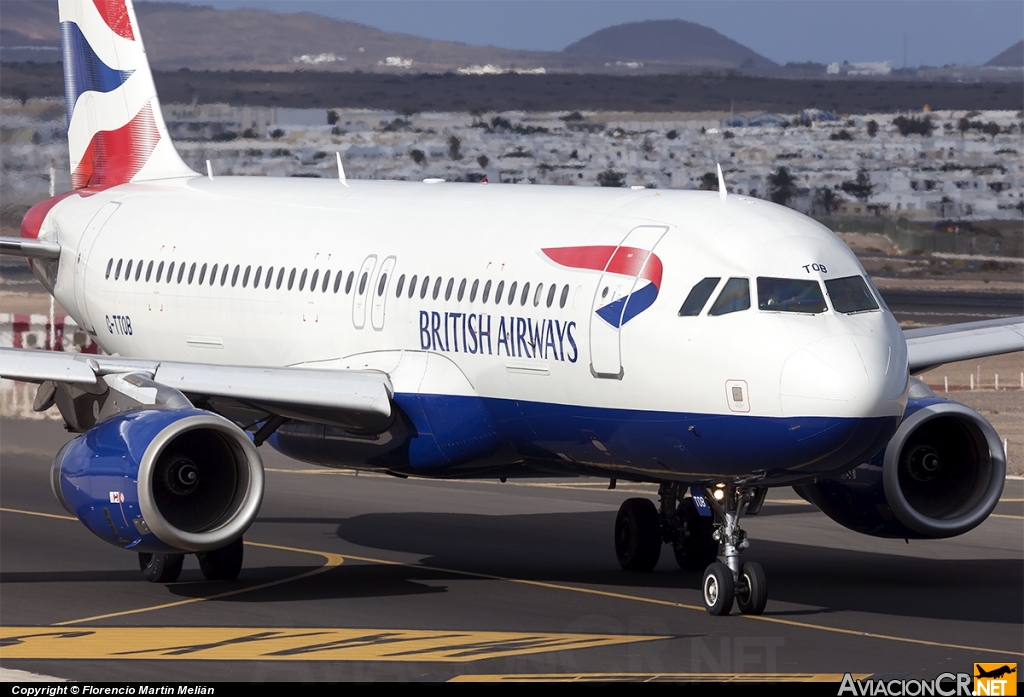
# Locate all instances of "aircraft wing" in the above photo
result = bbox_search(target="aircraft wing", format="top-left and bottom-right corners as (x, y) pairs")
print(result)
(0, 347), (393, 431)
(904, 316), (1024, 373)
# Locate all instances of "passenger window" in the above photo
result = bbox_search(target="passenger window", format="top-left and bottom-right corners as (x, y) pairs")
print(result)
(520, 282), (530, 306)
(253, 266), (261, 288)
(420, 275), (430, 299)
(709, 278), (750, 316)
(105, 258), (113, 280)
(432, 277), (442, 300)
(125, 259), (133, 280)
(156, 261), (164, 283)
(333, 270), (343, 293)
(345, 271), (354, 294)
(679, 277), (721, 316)
(378, 273), (388, 296)
(135, 259), (143, 281)
(168, 261), (176, 283)
(445, 278), (454, 301)
(288, 268), (296, 291)
(546, 283), (556, 308)
(276, 267), (285, 290)
(299, 269), (307, 291)
(457, 278), (466, 301)
(757, 277), (827, 314)
(232, 265), (240, 287)
(199, 263), (208, 285)
(358, 271), (368, 295)
(145, 261), (153, 282)
(242, 265), (250, 288)
(482, 280), (492, 303)
(495, 280), (505, 304)
(534, 282), (543, 307)
(309, 269), (318, 292)
(396, 274), (405, 298)
(507, 281), (517, 305)
(188, 263), (197, 285)
(219, 264), (228, 286)
(320, 270), (329, 292)
(825, 276), (879, 314)
(470, 279), (479, 302)
(408, 274), (418, 299)
(560, 284), (569, 308)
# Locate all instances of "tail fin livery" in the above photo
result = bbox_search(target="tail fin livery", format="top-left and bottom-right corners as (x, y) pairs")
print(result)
(59, 0), (195, 189)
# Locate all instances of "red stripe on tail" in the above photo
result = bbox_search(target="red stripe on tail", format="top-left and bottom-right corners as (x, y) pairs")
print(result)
(92, 0), (135, 40)
(71, 103), (160, 189)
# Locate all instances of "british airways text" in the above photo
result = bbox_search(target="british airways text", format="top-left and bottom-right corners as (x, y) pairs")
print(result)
(419, 311), (578, 362)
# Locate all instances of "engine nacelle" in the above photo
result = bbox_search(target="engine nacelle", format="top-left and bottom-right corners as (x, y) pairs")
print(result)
(794, 385), (1005, 539)
(51, 408), (264, 553)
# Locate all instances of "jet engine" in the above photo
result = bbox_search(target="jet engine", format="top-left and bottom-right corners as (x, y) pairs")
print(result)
(794, 380), (1005, 539)
(51, 408), (264, 553)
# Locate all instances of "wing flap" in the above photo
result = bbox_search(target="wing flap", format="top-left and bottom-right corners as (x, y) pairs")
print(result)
(905, 316), (1024, 372)
(0, 237), (61, 260)
(0, 348), (393, 426)
(0, 349), (100, 385)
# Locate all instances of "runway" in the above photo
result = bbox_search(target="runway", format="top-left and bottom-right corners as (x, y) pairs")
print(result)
(1, 417), (1021, 682)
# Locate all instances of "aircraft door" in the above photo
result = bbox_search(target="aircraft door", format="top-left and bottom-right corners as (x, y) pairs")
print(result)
(352, 254), (377, 330)
(74, 201), (121, 334)
(370, 256), (397, 331)
(589, 225), (668, 379)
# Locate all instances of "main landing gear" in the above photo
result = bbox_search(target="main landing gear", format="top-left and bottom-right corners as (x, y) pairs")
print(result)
(137, 537), (245, 583)
(613, 483), (768, 616)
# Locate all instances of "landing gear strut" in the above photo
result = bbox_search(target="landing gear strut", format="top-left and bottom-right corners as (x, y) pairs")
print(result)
(700, 484), (768, 616)
(612, 483), (769, 616)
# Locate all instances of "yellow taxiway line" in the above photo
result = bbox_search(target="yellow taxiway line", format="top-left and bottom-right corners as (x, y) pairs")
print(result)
(2, 506), (1021, 660)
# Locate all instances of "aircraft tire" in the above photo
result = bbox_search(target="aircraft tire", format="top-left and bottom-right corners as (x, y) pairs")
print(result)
(702, 562), (734, 615)
(197, 537), (244, 581)
(672, 498), (719, 570)
(614, 498), (662, 571)
(138, 552), (184, 583)
(735, 561), (768, 615)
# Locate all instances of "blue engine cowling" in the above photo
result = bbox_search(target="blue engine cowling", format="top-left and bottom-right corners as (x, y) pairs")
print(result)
(794, 384), (1006, 539)
(51, 408), (264, 553)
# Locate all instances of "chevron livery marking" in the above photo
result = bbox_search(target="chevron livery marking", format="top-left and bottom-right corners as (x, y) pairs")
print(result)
(92, 0), (135, 40)
(542, 246), (663, 327)
(60, 21), (134, 125)
(70, 103), (161, 189)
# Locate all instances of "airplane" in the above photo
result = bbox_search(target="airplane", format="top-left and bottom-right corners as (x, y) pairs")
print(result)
(1, 0), (1022, 617)
(975, 666), (1017, 680)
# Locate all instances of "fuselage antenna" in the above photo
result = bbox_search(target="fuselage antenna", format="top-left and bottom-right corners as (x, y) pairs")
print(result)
(717, 163), (727, 200)
(337, 152), (348, 187)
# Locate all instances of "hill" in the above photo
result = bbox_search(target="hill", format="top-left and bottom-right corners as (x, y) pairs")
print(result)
(563, 19), (777, 71)
(1, 0), (777, 75)
(985, 40), (1024, 68)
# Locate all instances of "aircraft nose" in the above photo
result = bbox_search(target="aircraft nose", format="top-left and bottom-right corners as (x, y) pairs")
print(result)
(779, 333), (907, 418)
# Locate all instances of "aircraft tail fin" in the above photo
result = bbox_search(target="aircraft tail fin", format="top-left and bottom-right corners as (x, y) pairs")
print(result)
(59, 0), (195, 189)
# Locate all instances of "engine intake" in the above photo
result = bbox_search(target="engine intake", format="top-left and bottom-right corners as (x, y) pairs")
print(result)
(795, 385), (1005, 539)
(52, 408), (264, 553)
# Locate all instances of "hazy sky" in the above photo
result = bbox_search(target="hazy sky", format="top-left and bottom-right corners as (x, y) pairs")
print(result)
(146, 0), (1024, 67)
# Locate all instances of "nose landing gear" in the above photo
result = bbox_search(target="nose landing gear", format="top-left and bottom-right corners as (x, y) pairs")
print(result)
(612, 482), (769, 616)
(700, 484), (768, 616)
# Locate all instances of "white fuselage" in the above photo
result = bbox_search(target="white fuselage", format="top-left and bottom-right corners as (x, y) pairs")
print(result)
(39, 176), (909, 482)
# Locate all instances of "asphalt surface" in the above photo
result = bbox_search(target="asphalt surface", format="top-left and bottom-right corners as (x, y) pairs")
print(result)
(1, 417), (1021, 682)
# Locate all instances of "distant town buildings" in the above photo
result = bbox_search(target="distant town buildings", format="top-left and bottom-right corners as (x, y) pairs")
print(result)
(2, 98), (1021, 223)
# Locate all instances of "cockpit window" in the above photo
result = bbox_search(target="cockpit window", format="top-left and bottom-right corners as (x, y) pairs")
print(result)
(825, 276), (880, 314)
(757, 277), (827, 314)
(678, 277), (720, 316)
(708, 278), (750, 316)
